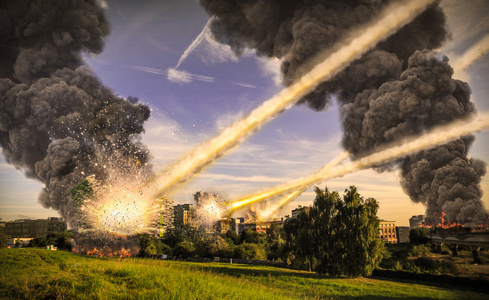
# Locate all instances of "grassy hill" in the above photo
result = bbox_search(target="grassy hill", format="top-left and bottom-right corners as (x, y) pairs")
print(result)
(0, 248), (487, 299)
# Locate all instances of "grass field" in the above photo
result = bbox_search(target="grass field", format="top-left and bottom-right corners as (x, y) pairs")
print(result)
(0, 248), (487, 299)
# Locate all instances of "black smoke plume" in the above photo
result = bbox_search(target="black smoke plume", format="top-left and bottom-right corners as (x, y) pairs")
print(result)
(0, 0), (151, 227)
(199, 0), (488, 225)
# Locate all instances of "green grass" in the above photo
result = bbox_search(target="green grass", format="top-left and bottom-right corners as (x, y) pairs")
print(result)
(0, 248), (487, 299)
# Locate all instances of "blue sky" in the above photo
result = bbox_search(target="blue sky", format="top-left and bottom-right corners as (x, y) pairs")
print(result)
(1, 0), (488, 226)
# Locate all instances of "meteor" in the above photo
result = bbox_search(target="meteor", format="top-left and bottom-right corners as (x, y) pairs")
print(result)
(256, 188), (306, 221)
(150, 0), (436, 199)
(228, 114), (489, 212)
(452, 34), (489, 75)
(230, 151), (350, 211)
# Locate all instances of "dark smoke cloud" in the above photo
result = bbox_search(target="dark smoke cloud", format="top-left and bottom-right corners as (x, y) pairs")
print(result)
(0, 0), (151, 226)
(200, 0), (488, 225)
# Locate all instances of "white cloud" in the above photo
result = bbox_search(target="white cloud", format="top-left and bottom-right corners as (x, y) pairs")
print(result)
(167, 68), (215, 83)
(200, 31), (241, 65)
(256, 56), (282, 86)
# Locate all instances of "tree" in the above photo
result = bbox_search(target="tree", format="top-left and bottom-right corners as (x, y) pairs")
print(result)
(28, 231), (73, 251)
(0, 228), (10, 248)
(173, 240), (196, 258)
(240, 229), (266, 244)
(234, 243), (266, 260)
(283, 186), (384, 277)
(409, 228), (429, 244)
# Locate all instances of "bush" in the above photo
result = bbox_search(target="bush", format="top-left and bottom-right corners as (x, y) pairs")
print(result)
(409, 228), (429, 244)
(234, 243), (266, 260)
(173, 241), (195, 258)
(410, 244), (431, 257)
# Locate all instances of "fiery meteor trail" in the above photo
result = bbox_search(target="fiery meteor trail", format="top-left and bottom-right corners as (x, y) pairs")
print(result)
(231, 151), (350, 212)
(257, 188), (306, 221)
(150, 0), (435, 199)
(229, 114), (489, 212)
(452, 34), (489, 75)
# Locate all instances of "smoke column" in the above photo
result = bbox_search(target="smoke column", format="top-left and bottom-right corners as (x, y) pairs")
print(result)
(151, 0), (435, 199)
(0, 0), (151, 227)
(200, 0), (488, 225)
(229, 114), (489, 222)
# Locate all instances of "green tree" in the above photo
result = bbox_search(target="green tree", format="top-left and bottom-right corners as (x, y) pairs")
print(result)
(283, 186), (384, 277)
(173, 240), (196, 258)
(163, 224), (206, 248)
(234, 243), (266, 260)
(224, 230), (240, 245)
(409, 228), (429, 244)
(240, 229), (266, 244)
(0, 228), (10, 248)
(204, 235), (229, 257)
(28, 231), (73, 251)
(283, 208), (315, 270)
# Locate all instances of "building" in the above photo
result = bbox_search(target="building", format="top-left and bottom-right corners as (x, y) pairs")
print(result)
(173, 204), (196, 227)
(7, 237), (33, 248)
(235, 217), (245, 235)
(215, 218), (231, 235)
(291, 206), (311, 218)
(243, 222), (272, 234)
(3, 217), (66, 239)
(157, 198), (174, 237)
(215, 218), (243, 235)
(396, 226), (410, 243)
(230, 218), (241, 236)
(379, 220), (397, 243)
(409, 215), (425, 228)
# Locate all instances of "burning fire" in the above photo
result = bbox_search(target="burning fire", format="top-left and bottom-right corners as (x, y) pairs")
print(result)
(418, 211), (489, 231)
(85, 247), (133, 258)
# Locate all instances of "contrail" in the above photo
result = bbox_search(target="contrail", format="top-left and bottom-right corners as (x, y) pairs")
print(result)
(149, 0), (436, 199)
(452, 34), (489, 74)
(228, 114), (489, 211)
(174, 16), (214, 70)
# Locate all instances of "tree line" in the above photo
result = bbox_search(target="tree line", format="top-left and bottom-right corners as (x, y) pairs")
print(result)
(140, 186), (385, 277)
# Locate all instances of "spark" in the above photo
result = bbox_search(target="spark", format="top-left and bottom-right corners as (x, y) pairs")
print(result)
(149, 0), (435, 199)
(228, 113), (489, 211)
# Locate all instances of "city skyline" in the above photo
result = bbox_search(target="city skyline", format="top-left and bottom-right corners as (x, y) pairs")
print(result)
(1, 0), (489, 226)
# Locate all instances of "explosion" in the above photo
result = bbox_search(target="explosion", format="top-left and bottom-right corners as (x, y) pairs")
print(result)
(194, 192), (228, 227)
(1, 0), (489, 257)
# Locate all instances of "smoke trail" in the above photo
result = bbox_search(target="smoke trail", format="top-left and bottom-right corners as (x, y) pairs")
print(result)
(255, 151), (350, 219)
(232, 151), (350, 212)
(151, 0), (435, 199)
(452, 34), (489, 75)
(201, 0), (487, 225)
(0, 0), (151, 227)
(257, 188), (306, 221)
(175, 17), (214, 70)
(229, 114), (489, 224)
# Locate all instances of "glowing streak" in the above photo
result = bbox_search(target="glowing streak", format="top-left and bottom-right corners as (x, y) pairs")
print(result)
(230, 151), (350, 210)
(150, 0), (435, 199)
(257, 188), (306, 221)
(229, 114), (489, 211)
(452, 34), (489, 74)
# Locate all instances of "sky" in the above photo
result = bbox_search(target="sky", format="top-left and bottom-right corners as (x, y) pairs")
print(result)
(1, 0), (489, 226)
